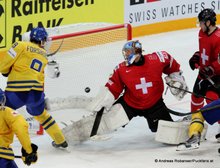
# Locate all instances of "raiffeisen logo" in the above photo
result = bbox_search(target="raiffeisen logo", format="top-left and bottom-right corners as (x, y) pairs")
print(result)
(130, 0), (160, 5)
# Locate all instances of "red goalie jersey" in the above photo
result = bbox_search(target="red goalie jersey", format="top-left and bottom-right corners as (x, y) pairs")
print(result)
(105, 51), (180, 110)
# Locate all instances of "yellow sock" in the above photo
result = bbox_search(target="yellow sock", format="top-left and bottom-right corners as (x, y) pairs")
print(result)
(34, 110), (65, 144)
(189, 112), (205, 137)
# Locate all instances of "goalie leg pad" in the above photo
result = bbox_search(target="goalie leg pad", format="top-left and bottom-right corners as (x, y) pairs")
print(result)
(62, 104), (129, 142)
(155, 120), (208, 145)
(97, 104), (129, 134)
(45, 96), (93, 111)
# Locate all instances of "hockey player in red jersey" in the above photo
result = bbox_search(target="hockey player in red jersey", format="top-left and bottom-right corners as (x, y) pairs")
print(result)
(88, 40), (188, 133)
(189, 8), (220, 142)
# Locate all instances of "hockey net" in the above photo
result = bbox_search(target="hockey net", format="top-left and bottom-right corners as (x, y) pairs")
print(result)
(20, 23), (132, 135)
(45, 23), (132, 98)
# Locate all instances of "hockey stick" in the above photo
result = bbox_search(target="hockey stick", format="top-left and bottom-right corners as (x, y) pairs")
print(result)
(166, 83), (214, 101)
(199, 67), (219, 88)
(15, 155), (22, 158)
(90, 107), (105, 137)
(47, 39), (64, 57)
(206, 76), (219, 88)
(168, 104), (220, 116)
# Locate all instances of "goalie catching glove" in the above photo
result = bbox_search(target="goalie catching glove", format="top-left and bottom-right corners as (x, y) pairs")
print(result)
(165, 71), (188, 100)
(21, 143), (38, 166)
(86, 86), (115, 112)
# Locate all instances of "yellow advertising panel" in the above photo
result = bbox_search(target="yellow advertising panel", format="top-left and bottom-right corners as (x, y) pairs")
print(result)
(1, 0), (123, 50)
(0, 0), (6, 48)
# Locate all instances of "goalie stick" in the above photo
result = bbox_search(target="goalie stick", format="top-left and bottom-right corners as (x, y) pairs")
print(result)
(166, 83), (214, 101)
(168, 104), (220, 116)
(90, 107), (105, 137)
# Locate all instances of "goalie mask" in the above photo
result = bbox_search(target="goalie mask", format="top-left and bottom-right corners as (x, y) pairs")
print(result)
(122, 41), (142, 66)
(0, 88), (6, 108)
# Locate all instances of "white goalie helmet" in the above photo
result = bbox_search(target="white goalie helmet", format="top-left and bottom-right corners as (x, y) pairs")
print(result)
(122, 40), (142, 66)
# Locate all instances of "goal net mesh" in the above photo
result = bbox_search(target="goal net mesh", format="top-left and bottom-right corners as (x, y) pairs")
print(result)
(45, 23), (132, 98)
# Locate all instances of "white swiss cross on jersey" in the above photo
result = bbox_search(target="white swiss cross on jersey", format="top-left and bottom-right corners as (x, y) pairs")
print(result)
(135, 77), (152, 94)
(201, 48), (208, 65)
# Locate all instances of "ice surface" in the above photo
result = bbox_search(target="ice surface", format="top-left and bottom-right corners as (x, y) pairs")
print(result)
(1, 28), (219, 168)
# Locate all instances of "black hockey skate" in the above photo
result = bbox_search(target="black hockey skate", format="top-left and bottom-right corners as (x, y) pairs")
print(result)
(52, 141), (68, 149)
(176, 133), (201, 151)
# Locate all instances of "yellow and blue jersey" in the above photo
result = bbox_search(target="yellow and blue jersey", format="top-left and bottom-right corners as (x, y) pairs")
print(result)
(0, 107), (32, 160)
(201, 99), (220, 125)
(0, 41), (48, 91)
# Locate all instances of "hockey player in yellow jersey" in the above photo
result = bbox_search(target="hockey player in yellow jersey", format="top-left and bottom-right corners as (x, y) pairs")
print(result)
(0, 27), (68, 148)
(0, 88), (38, 167)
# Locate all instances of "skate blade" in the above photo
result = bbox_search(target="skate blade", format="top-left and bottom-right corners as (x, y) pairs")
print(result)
(176, 143), (199, 151)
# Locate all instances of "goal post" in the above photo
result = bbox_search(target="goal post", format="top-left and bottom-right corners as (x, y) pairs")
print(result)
(48, 23), (132, 54)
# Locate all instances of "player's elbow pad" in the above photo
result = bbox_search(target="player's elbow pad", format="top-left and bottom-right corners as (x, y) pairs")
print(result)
(47, 61), (60, 78)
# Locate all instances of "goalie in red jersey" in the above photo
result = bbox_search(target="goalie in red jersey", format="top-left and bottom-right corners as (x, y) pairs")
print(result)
(59, 40), (188, 142)
(189, 8), (220, 142)
(93, 40), (188, 132)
